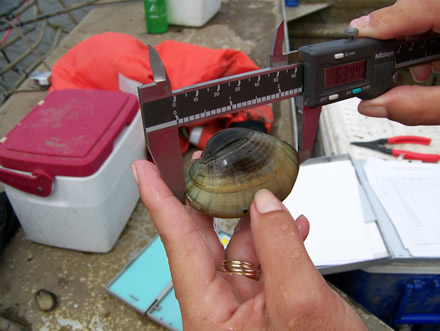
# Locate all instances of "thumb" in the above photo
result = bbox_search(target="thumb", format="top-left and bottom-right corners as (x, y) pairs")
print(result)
(349, 0), (440, 39)
(249, 190), (324, 317)
(358, 85), (440, 125)
(249, 190), (367, 330)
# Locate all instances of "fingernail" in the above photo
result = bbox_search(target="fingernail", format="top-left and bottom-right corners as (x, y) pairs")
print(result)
(254, 189), (283, 214)
(358, 105), (388, 118)
(192, 150), (203, 160)
(296, 219), (302, 233)
(131, 163), (139, 184)
(409, 67), (427, 82)
(350, 15), (369, 28)
(296, 214), (305, 231)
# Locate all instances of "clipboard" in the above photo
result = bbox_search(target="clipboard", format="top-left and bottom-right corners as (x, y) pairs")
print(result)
(295, 155), (440, 275)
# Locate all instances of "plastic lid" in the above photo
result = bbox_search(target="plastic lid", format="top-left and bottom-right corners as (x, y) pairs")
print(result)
(0, 89), (138, 177)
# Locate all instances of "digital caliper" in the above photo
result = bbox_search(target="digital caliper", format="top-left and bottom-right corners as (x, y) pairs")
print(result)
(138, 21), (440, 202)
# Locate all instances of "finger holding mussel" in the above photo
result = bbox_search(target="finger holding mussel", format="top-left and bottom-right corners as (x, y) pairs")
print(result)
(185, 128), (299, 218)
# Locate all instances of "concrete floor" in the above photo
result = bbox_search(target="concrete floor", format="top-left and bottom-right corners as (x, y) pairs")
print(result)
(0, 1), (391, 329)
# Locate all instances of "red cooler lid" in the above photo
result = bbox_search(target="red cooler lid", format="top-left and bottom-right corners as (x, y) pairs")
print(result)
(0, 89), (138, 196)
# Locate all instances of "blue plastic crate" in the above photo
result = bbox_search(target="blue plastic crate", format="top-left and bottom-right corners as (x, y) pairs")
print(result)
(326, 269), (440, 328)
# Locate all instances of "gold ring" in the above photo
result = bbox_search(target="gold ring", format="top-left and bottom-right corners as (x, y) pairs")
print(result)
(221, 260), (260, 280)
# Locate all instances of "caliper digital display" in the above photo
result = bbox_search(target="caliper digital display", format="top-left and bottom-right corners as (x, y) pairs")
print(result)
(325, 59), (366, 89)
(299, 32), (440, 108)
(299, 37), (396, 108)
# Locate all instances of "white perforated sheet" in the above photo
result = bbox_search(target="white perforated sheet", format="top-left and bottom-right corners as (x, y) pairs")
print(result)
(320, 98), (440, 161)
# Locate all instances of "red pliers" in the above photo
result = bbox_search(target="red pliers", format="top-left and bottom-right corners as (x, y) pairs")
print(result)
(351, 136), (440, 163)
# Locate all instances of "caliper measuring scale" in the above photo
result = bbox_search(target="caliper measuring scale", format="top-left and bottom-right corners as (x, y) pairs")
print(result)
(138, 21), (440, 202)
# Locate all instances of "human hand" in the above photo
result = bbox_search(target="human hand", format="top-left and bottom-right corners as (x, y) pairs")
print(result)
(132, 159), (366, 330)
(350, 0), (440, 125)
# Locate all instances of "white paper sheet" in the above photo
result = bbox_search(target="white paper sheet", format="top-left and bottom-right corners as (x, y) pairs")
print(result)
(364, 159), (440, 257)
(284, 160), (379, 266)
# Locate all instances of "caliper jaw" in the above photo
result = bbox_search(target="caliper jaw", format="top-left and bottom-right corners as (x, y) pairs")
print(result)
(138, 46), (186, 203)
(271, 21), (321, 163)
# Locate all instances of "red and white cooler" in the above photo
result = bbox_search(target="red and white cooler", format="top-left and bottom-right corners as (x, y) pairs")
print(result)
(0, 89), (146, 252)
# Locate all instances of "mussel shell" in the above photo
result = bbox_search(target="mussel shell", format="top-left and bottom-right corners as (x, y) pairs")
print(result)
(35, 289), (57, 312)
(185, 128), (299, 218)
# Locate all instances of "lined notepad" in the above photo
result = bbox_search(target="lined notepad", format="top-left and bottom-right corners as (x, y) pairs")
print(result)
(364, 159), (440, 257)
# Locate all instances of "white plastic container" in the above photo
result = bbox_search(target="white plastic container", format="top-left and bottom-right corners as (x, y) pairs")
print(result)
(0, 90), (145, 252)
(167, 0), (221, 27)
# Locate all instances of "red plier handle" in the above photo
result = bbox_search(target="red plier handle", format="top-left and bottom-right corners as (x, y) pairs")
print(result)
(387, 136), (431, 145)
(352, 136), (439, 162)
(392, 150), (440, 162)
(389, 136), (438, 162)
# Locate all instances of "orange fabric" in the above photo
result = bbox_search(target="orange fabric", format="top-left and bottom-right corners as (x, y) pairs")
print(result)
(51, 33), (150, 91)
(50, 32), (273, 152)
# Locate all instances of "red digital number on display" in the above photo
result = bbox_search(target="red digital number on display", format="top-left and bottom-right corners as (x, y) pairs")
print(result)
(325, 60), (366, 89)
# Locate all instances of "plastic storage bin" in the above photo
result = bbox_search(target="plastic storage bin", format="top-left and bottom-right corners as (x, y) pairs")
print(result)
(326, 267), (440, 327)
(167, 0), (220, 27)
(0, 89), (145, 252)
